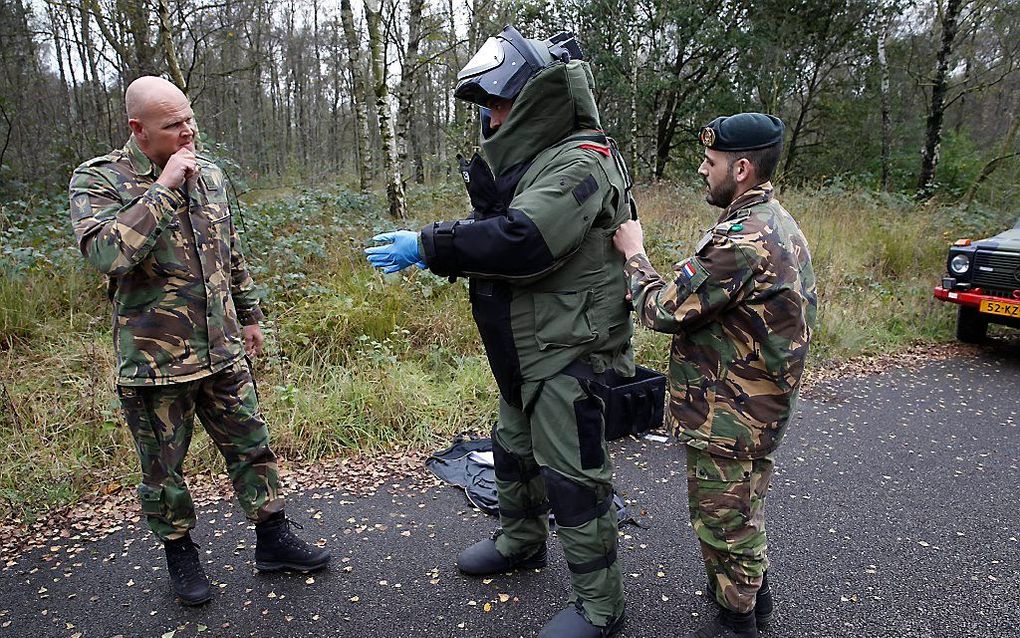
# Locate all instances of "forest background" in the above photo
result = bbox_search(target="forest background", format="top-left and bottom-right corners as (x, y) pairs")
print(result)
(1, 0), (1019, 523)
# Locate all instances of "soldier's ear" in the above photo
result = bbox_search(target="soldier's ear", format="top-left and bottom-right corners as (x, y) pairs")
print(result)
(733, 157), (754, 185)
(128, 118), (144, 138)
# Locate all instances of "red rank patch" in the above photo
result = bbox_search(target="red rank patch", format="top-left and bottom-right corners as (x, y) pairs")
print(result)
(577, 143), (611, 157)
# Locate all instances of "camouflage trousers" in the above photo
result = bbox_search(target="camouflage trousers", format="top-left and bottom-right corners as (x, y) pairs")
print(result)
(117, 358), (284, 541)
(493, 370), (623, 628)
(686, 446), (775, 615)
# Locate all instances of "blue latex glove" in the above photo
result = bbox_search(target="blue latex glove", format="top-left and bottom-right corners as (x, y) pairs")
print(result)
(365, 231), (427, 274)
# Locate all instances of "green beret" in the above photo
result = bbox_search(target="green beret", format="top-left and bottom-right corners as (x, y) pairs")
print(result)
(699, 113), (785, 151)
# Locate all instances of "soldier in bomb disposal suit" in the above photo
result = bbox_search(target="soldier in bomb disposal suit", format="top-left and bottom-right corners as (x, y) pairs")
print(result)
(68, 76), (329, 606)
(612, 113), (817, 638)
(367, 26), (636, 638)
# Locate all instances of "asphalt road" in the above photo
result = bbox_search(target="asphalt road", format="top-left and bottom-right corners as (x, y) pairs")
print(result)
(2, 343), (1018, 638)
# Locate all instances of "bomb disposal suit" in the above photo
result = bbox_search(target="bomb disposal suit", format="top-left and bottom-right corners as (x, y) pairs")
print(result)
(365, 26), (635, 637)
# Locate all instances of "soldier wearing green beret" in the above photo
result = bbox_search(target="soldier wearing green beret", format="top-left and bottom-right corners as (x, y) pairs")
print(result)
(68, 76), (330, 606)
(612, 113), (817, 638)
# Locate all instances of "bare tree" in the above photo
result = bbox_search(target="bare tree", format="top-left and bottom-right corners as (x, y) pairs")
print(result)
(962, 109), (1020, 207)
(157, 0), (187, 93)
(916, 0), (966, 200)
(395, 0), (425, 184)
(341, 0), (372, 191)
(365, 0), (406, 219)
(878, 24), (892, 191)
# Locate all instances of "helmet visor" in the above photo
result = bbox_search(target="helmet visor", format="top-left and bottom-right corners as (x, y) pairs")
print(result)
(458, 37), (505, 81)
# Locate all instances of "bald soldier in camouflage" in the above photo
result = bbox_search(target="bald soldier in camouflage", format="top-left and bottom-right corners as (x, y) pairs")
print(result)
(612, 113), (816, 638)
(69, 76), (329, 606)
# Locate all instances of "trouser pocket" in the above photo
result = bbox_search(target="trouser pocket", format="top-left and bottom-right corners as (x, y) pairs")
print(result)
(573, 387), (605, 470)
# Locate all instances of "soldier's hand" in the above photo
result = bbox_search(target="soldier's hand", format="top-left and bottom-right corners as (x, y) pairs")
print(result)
(156, 148), (198, 189)
(243, 324), (264, 358)
(613, 219), (645, 260)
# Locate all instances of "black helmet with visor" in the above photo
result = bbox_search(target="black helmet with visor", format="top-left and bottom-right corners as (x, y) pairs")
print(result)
(454, 26), (582, 106)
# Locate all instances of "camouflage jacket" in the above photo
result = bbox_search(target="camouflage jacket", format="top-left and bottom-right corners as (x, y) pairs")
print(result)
(69, 136), (264, 386)
(625, 183), (816, 459)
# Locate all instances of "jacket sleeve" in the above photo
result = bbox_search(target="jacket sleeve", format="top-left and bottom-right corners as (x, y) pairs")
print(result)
(68, 165), (183, 277)
(420, 149), (609, 282)
(624, 231), (762, 334)
(227, 207), (265, 325)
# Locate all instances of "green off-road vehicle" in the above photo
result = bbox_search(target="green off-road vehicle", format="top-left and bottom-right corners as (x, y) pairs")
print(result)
(935, 217), (1020, 342)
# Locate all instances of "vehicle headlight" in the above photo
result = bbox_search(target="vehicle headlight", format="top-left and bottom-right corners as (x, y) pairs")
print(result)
(950, 254), (970, 274)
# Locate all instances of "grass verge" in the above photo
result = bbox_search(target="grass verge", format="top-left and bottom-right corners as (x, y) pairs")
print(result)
(0, 181), (1012, 523)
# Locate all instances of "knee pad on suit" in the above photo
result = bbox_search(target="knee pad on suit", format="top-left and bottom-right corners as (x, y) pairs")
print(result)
(492, 434), (540, 483)
(540, 468), (612, 528)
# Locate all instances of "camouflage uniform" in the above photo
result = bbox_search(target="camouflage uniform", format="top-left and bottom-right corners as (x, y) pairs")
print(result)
(624, 183), (816, 614)
(69, 136), (283, 541)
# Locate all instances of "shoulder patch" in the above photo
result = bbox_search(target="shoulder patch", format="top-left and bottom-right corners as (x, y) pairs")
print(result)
(673, 256), (709, 297)
(70, 192), (91, 217)
(572, 174), (599, 205)
(80, 154), (115, 168)
(713, 212), (753, 237)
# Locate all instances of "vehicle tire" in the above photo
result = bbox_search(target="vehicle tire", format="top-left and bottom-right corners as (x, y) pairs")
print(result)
(956, 306), (988, 343)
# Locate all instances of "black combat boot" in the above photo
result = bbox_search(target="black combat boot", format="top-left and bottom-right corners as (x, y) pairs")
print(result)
(164, 534), (212, 606)
(689, 606), (759, 638)
(254, 512), (331, 572)
(537, 601), (625, 638)
(707, 572), (773, 627)
(753, 573), (773, 627)
(456, 529), (547, 576)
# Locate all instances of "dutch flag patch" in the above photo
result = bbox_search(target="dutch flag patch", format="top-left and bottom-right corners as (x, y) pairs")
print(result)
(681, 260), (697, 279)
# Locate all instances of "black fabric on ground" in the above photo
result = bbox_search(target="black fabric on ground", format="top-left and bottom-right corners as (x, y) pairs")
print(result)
(426, 436), (499, 515)
(426, 435), (634, 525)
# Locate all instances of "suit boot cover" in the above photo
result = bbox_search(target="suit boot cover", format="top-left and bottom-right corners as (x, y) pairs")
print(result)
(708, 572), (773, 627)
(164, 534), (212, 606)
(538, 601), (625, 638)
(690, 607), (759, 638)
(457, 530), (548, 576)
(254, 511), (331, 572)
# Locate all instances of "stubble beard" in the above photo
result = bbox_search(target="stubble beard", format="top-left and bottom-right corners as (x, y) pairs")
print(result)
(705, 175), (737, 209)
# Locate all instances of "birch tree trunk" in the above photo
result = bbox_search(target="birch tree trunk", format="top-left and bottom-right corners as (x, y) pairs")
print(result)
(396, 0), (425, 184)
(627, 0), (640, 176)
(365, 0), (406, 219)
(878, 26), (892, 192)
(916, 0), (965, 201)
(341, 0), (372, 192)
